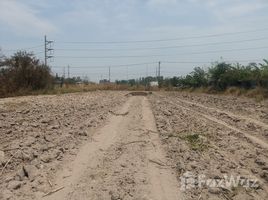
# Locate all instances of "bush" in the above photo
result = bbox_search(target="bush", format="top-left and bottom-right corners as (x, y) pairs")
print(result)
(172, 60), (268, 91)
(0, 51), (53, 97)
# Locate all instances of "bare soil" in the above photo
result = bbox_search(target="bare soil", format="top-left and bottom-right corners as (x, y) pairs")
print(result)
(149, 92), (268, 200)
(0, 91), (267, 200)
(0, 91), (127, 199)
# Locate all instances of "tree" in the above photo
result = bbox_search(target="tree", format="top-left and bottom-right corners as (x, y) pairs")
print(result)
(260, 59), (268, 88)
(0, 48), (4, 67)
(190, 67), (208, 87)
(0, 51), (53, 97)
(208, 62), (232, 90)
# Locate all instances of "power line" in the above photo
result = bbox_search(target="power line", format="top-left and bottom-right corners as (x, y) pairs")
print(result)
(69, 70), (157, 77)
(35, 51), (45, 55)
(52, 62), (158, 69)
(54, 46), (268, 59)
(2, 45), (44, 52)
(51, 59), (264, 70)
(53, 37), (268, 52)
(162, 59), (264, 64)
(55, 28), (268, 44)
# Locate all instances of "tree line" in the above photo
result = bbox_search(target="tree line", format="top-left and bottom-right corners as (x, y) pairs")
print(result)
(164, 61), (268, 90)
(0, 50), (267, 97)
(116, 60), (268, 91)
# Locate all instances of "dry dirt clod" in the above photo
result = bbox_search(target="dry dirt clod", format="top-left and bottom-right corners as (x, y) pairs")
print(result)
(1, 189), (13, 200)
(0, 150), (5, 164)
(23, 165), (38, 181)
(7, 180), (21, 190)
(261, 170), (268, 182)
(255, 158), (266, 166)
(208, 187), (221, 194)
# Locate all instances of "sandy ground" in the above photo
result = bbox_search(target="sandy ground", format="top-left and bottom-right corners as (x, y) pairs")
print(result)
(0, 91), (268, 200)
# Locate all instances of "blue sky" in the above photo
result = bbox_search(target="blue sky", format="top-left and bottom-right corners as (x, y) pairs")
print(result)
(0, 0), (268, 81)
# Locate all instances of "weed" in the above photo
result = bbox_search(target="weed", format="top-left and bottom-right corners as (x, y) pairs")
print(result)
(179, 133), (209, 151)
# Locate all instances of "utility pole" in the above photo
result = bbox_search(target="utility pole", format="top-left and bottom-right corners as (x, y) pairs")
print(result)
(126, 66), (129, 80)
(44, 36), (47, 66)
(158, 61), (161, 78)
(44, 35), (54, 66)
(63, 66), (65, 78)
(109, 66), (111, 82)
(67, 65), (70, 79)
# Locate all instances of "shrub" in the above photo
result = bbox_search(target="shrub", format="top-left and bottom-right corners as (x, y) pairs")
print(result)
(0, 51), (53, 97)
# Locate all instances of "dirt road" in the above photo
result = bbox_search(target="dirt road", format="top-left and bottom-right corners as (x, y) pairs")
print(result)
(43, 96), (181, 200)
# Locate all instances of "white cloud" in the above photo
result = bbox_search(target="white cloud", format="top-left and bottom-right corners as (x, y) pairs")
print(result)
(191, 0), (268, 20)
(147, 0), (178, 5)
(217, 2), (265, 18)
(0, 0), (57, 37)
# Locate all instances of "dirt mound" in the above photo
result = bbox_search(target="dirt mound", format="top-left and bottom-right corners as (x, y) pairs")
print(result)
(126, 91), (152, 96)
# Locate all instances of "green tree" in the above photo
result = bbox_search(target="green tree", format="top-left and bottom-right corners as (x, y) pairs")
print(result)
(260, 59), (268, 88)
(208, 62), (232, 90)
(0, 51), (53, 97)
(190, 67), (208, 87)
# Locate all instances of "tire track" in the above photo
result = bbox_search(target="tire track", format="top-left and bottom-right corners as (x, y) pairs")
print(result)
(168, 99), (268, 149)
(175, 97), (268, 130)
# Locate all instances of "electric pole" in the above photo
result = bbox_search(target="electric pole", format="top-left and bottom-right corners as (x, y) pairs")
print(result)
(109, 66), (111, 82)
(44, 36), (47, 66)
(63, 66), (65, 78)
(67, 65), (70, 79)
(44, 35), (54, 66)
(158, 61), (161, 78)
(126, 66), (129, 80)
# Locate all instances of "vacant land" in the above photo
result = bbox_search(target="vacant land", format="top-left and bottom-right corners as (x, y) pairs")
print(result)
(149, 92), (268, 200)
(0, 91), (267, 200)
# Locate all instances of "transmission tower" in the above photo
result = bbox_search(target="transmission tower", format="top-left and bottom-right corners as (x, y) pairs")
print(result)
(44, 35), (54, 66)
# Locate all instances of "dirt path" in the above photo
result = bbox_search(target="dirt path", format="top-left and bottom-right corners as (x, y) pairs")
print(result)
(43, 96), (181, 200)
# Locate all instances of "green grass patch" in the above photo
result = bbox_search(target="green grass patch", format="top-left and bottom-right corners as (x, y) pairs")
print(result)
(180, 133), (209, 151)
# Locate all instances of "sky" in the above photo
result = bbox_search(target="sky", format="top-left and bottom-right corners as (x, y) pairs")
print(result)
(0, 0), (268, 82)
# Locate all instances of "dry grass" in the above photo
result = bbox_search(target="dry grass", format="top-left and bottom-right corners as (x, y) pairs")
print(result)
(0, 83), (152, 98)
(1, 83), (267, 101)
(173, 86), (267, 101)
(224, 87), (268, 101)
(47, 83), (148, 94)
